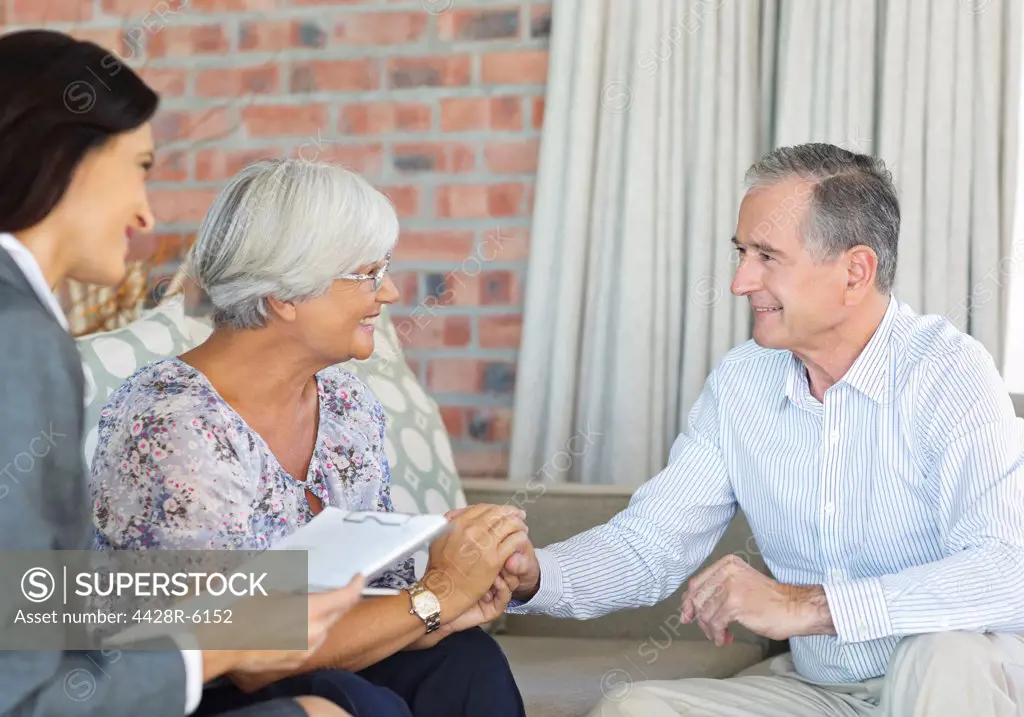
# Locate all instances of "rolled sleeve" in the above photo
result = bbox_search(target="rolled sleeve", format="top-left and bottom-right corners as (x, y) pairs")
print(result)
(823, 575), (892, 644)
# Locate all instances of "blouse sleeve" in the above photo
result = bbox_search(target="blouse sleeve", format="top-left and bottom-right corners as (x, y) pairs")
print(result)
(90, 393), (256, 552)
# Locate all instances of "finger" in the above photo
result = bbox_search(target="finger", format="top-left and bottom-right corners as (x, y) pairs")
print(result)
(681, 593), (695, 623)
(454, 503), (499, 523)
(494, 576), (512, 604)
(695, 615), (715, 642)
(497, 531), (530, 562)
(445, 507), (469, 520)
(685, 558), (730, 604)
(480, 514), (529, 545)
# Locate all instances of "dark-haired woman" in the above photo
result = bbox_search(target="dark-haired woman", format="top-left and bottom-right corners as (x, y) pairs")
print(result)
(0, 29), (361, 717)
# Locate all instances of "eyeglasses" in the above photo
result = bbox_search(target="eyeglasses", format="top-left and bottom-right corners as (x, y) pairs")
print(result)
(338, 252), (392, 292)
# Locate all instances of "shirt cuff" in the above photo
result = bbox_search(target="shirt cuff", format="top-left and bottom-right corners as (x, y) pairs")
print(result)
(506, 548), (563, 614)
(171, 633), (204, 715)
(823, 575), (893, 644)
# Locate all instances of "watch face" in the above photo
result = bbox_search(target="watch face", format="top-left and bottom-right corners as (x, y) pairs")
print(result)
(414, 590), (441, 616)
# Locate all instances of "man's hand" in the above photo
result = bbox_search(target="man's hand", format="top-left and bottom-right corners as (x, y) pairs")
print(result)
(446, 507), (541, 603)
(681, 555), (835, 645)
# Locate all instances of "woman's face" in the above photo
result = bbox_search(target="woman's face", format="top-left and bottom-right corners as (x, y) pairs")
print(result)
(51, 123), (155, 287)
(293, 256), (400, 363)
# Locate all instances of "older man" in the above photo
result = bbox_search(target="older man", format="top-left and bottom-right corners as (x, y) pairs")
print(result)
(502, 143), (1024, 716)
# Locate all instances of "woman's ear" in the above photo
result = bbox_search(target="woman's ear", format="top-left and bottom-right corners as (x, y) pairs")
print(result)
(265, 296), (297, 322)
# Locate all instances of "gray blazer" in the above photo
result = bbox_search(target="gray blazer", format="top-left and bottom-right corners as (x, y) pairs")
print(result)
(0, 248), (189, 716)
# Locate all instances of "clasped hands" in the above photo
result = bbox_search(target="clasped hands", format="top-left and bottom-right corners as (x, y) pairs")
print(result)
(679, 554), (835, 645)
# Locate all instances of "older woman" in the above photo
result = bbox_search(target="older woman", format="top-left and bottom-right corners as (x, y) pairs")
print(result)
(90, 158), (527, 717)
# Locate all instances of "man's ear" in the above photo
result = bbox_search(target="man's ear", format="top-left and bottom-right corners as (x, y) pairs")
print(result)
(266, 296), (297, 322)
(845, 245), (878, 299)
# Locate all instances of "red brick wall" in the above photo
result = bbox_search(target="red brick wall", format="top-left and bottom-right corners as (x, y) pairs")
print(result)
(2, 0), (551, 478)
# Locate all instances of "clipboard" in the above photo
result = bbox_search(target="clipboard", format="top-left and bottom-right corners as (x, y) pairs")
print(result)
(268, 508), (450, 592)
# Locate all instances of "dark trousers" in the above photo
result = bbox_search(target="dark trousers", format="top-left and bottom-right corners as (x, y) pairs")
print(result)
(195, 628), (527, 717)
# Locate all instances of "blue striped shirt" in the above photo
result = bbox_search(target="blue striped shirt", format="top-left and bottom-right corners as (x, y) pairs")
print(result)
(511, 295), (1024, 683)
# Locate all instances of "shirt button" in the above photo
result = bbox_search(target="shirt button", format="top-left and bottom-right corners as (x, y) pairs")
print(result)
(830, 430), (840, 445)
(857, 620), (868, 635)
(831, 568), (844, 580)
(824, 502), (835, 516)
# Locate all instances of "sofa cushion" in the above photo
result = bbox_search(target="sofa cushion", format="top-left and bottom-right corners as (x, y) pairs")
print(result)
(341, 307), (467, 516)
(75, 301), (195, 470)
(496, 635), (767, 717)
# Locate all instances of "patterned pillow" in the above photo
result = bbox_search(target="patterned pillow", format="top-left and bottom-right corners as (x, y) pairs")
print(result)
(341, 308), (468, 515)
(75, 301), (195, 471)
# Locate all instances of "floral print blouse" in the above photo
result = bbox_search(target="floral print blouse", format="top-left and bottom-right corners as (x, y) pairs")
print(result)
(89, 358), (414, 590)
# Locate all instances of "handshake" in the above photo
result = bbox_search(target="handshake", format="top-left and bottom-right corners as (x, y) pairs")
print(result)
(426, 503), (541, 632)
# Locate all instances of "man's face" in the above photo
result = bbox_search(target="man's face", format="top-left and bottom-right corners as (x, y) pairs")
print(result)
(730, 178), (852, 353)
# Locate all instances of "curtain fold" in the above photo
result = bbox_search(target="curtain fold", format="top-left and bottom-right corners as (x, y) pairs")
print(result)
(510, 0), (1019, 485)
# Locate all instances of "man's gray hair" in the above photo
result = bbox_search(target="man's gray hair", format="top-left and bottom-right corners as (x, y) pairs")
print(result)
(187, 157), (399, 329)
(744, 143), (900, 293)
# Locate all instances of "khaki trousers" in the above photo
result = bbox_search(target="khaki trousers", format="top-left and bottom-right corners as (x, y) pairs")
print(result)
(589, 632), (1024, 717)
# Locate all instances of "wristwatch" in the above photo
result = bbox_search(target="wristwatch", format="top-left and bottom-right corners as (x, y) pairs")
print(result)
(406, 581), (442, 634)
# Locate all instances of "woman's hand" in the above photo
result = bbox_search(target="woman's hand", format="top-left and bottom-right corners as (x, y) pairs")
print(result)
(424, 504), (528, 621)
(444, 572), (518, 634)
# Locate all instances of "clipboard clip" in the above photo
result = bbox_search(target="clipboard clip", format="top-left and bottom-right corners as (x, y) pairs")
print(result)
(342, 512), (413, 526)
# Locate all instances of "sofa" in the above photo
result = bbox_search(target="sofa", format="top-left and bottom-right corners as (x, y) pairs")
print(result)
(73, 299), (784, 717)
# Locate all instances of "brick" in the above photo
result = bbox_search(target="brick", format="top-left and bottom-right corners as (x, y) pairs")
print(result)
(393, 142), (475, 174)
(196, 66), (280, 97)
(11, 0), (91, 22)
(393, 230), (474, 262)
(479, 314), (522, 348)
(437, 8), (519, 41)
(149, 188), (221, 224)
(393, 315), (470, 349)
(532, 96), (545, 130)
(68, 28), (124, 55)
(242, 104), (328, 137)
(152, 107), (238, 143)
(312, 143), (384, 177)
(195, 147), (285, 181)
(440, 97), (522, 132)
(482, 362), (516, 394)
(340, 102), (432, 135)
(380, 186), (419, 218)
(467, 408), (512, 442)
(189, 0), (278, 10)
(239, 20), (327, 51)
(427, 270), (479, 306)
(480, 270), (519, 305)
(336, 12), (428, 45)
(485, 138), (540, 174)
(150, 151), (189, 182)
(388, 56), (470, 89)
(440, 407), (467, 439)
(482, 50), (548, 84)
(427, 360), (483, 394)
(290, 60), (380, 92)
(101, 0), (187, 15)
(491, 97), (523, 131)
(148, 25), (228, 58)
(127, 232), (192, 262)
(138, 67), (188, 97)
(290, 0), (370, 6)
(453, 451), (509, 479)
(531, 5), (552, 38)
(436, 184), (528, 219)
(386, 271), (420, 306)
(480, 227), (530, 261)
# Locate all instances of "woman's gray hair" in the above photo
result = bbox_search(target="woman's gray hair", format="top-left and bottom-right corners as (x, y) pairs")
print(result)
(186, 157), (399, 329)
(744, 143), (900, 293)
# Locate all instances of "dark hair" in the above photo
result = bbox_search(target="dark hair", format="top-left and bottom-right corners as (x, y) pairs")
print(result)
(0, 30), (159, 233)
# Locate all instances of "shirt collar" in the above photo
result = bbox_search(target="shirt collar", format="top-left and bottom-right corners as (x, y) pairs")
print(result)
(785, 294), (898, 407)
(0, 233), (70, 332)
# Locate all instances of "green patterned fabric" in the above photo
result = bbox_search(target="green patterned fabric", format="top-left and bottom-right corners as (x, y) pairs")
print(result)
(76, 301), (195, 471)
(341, 307), (467, 514)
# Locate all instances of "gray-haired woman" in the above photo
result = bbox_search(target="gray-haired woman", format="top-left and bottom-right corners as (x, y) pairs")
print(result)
(89, 158), (528, 717)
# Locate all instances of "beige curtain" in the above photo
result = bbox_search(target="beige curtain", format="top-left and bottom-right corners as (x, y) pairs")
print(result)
(510, 0), (1020, 485)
